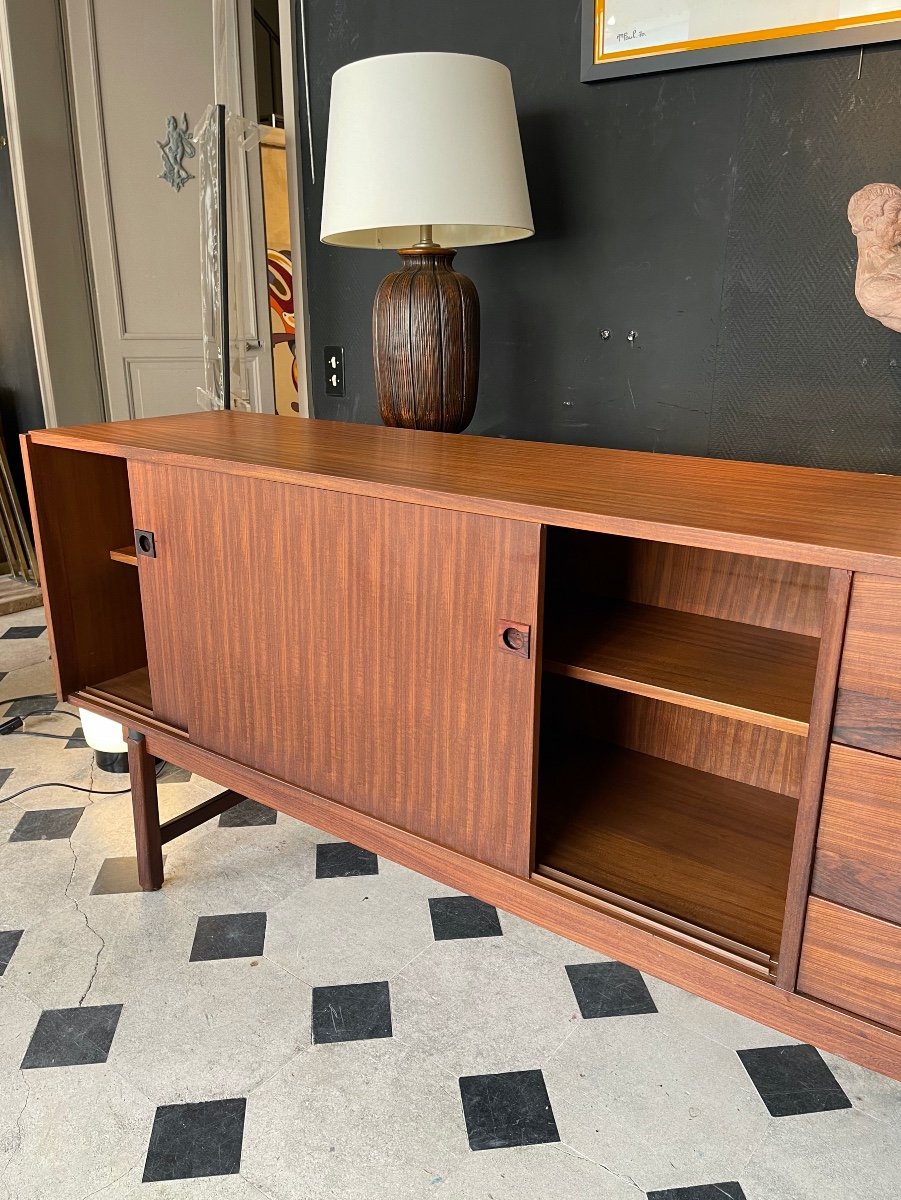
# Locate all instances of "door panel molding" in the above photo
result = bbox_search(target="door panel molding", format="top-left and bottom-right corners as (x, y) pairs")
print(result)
(0, 0), (105, 427)
(64, 0), (273, 418)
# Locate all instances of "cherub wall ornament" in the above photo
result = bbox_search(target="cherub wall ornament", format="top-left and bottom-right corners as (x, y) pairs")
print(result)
(157, 114), (196, 192)
(848, 182), (901, 333)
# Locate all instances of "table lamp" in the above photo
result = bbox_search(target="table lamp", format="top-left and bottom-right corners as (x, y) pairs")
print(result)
(320, 52), (534, 432)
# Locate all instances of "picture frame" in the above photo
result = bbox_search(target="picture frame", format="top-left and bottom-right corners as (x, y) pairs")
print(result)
(581, 2), (901, 82)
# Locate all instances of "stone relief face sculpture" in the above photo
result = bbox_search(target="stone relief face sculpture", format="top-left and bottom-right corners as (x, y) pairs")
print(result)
(848, 182), (901, 333)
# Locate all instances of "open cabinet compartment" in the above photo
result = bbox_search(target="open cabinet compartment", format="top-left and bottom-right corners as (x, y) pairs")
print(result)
(25, 442), (152, 717)
(535, 529), (830, 975)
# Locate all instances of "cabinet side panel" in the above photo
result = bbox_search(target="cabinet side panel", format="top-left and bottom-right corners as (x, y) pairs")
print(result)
(22, 439), (146, 696)
(129, 464), (542, 875)
(774, 568), (852, 990)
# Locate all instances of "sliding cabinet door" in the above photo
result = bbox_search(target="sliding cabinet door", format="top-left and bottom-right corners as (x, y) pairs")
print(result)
(129, 462), (542, 875)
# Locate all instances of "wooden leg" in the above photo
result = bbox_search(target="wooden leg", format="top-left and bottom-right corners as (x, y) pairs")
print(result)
(128, 730), (163, 890)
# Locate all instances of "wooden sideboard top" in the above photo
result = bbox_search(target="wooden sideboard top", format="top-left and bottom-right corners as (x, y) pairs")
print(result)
(26, 411), (901, 574)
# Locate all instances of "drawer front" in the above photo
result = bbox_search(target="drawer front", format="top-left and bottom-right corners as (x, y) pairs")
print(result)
(833, 574), (901, 758)
(811, 744), (901, 924)
(798, 897), (901, 1031)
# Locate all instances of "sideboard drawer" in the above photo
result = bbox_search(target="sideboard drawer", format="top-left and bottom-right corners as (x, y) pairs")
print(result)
(798, 898), (901, 1031)
(811, 744), (901, 924)
(833, 574), (901, 758)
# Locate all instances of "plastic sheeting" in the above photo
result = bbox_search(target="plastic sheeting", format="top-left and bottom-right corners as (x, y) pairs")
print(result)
(194, 105), (262, 410)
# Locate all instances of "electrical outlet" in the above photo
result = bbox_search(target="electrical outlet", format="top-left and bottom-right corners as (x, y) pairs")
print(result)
(324, 345), (346, 397)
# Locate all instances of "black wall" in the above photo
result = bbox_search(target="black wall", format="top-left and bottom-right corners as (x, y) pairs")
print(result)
(0, 77), (45, 502)
(297, 2), (901, 474)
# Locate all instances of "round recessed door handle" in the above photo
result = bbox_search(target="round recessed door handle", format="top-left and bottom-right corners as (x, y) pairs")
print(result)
(502, 627), (525, 652)
(496, 621), (531, 659)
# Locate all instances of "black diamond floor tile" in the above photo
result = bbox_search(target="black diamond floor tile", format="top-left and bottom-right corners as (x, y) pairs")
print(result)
(459, 1069), (560, 1151)
(218, 798), (277, 827)
(738, 1044), (852, 1117)
(311, 981), (392, 1044)
(1, 693), (56, 719)
(428, 895), (503, 941)
(316, 840), (378, 879)
(9, 807), (84, 842)
(142, 1097), (246, 1182)
(64, 728), (88, 750)
(0, 767), (13, 790)
(566, 961), (658, 1019)
(21, 1004), (123, 1069)
(189, 912), (267, 961)
(647, 1186), (747, 1200)
(0, 929), (24, 974)
(91, 855), (167, 896)
(1, 625), (45, 639)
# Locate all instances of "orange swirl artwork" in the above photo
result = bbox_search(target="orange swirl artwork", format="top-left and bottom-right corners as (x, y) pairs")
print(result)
(267, 248), (299, 413)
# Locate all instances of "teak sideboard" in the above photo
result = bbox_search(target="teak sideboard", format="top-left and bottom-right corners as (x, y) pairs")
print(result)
(22, 412), (901, 1079)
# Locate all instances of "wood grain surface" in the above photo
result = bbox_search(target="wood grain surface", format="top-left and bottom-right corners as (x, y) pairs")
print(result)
(774, 569), (852, 990)
(798, 897), (901, 1031)
(812, 744), (901, 924)
(87, 666), (153, 714)
(545, 530), (829, 636)
(22, 442), (147, 697)
(539, 675), (806, 796)
(833, 574), (901, 756)
(535, 743), (797, 958)
(544, 601), (818, 733)
(24, 413), (901, 575)
(127, 730), (163, 891)
(128, 461), (542, 876)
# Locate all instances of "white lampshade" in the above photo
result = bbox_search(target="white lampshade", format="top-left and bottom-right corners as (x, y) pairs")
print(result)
(78, 708), (127, 754)
(320, 52), (534, 249)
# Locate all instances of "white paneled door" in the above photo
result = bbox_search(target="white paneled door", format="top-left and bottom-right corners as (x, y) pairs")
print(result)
(65, 0), (274, 420)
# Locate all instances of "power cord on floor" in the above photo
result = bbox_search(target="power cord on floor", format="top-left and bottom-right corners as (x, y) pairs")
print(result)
(0, 708), (82, 737)
(0, 761), (166, 806)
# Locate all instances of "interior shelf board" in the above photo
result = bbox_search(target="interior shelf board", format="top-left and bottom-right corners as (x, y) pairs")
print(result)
(544, 601), (818, 733)
(84, 665), (153, 714)
(109, 544), (138, 566)
(536, 742), (798, 960)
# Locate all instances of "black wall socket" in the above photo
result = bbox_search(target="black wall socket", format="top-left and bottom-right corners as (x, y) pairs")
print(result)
(324, 345), (346, 397)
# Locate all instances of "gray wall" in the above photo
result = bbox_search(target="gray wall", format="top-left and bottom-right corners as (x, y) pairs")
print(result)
(297, 2), (901, 473)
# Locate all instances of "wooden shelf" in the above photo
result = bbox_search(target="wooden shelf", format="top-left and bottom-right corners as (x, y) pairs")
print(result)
(536, 743), (798, 959)
(544, 602), (818, 734)
(84, 666), (153, 715)
(109, 544), (138, 566)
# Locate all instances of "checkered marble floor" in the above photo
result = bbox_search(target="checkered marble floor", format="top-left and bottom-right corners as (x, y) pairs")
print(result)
(0, 607), (899, 1199)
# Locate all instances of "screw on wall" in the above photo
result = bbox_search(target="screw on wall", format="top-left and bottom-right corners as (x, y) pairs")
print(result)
(599, 329), (610, 340)
(627, 330), (639, 345)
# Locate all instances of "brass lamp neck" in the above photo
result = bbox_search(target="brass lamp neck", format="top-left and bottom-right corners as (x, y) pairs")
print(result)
(413, 223), (440, 249)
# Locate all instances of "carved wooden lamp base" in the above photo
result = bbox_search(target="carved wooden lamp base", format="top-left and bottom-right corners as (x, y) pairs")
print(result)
(372, 247), (480, 433)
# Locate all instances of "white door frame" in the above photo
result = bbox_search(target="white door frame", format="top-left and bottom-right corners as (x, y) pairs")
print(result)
(214, 0), (310, 417)
(214, 0), (275, 414)
(0, 0), (310, 426)
(0, 0), (105, 428)
(276, 0), (311, 416)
